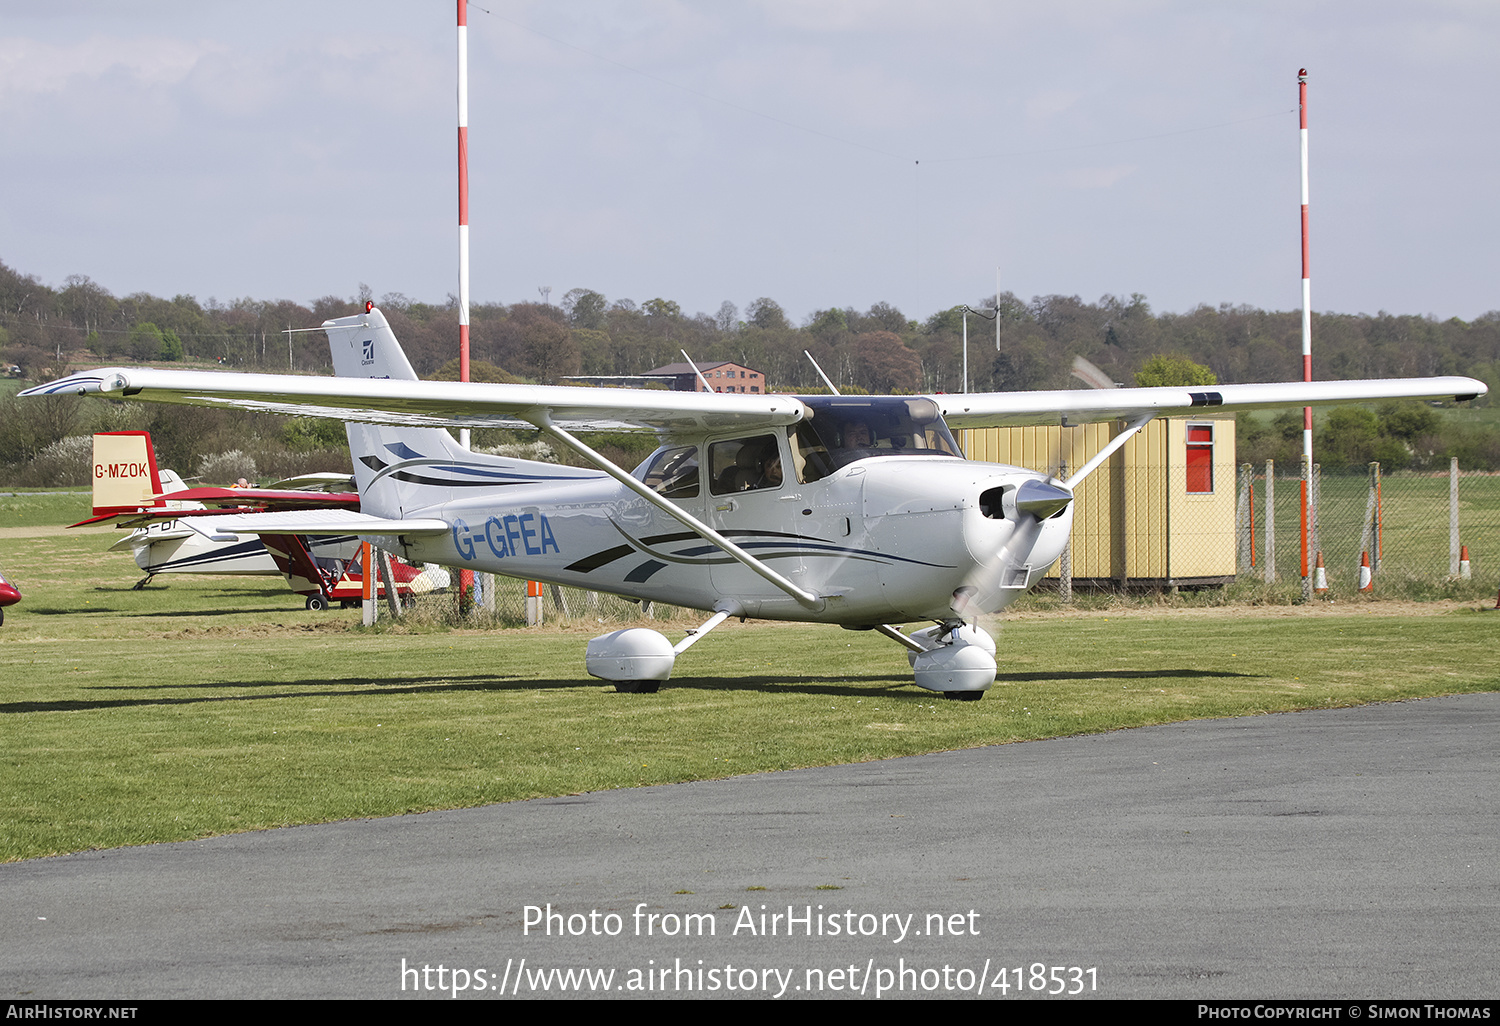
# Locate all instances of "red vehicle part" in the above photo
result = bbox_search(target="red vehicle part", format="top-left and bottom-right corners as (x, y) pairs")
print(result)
(0, 568), (20, 626)
(260, 535), (433, 611)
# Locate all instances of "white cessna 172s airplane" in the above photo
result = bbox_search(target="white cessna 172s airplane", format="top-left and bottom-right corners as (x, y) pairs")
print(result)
(24, 307), (1486, 699)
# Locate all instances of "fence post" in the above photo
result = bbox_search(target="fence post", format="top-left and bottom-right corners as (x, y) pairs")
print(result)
(1450, 456), (1461, 579)
(378, 549), (401, 619)
(1312, 462), (1321, 588)
(1237, 464), (1252, 573)
(1375, 462), (1383, 575)
(1058, 457), (1072, 603)
(1360, 462), (1379, 582)
(1300, 455), (1312, 602)
(525, 580), (543, 626)
(477, 572), (495, 613)
(1264, 459), (1276, 583)
(361, 541), (377, 626)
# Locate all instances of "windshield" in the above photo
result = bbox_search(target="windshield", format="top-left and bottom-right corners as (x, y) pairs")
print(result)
(788, 395), (960, 483)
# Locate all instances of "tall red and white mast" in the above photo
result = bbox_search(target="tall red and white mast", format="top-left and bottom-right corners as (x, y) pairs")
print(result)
(1299, 68), (1311, 461)
(457, 0), (472, 449)
(457, 1), (476, 610)
(1298, 68), (1312, 589)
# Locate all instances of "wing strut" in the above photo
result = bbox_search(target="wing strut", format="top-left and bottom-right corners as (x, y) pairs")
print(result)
(1063, 413), (1156, 489)
(533, 416), (826, 612)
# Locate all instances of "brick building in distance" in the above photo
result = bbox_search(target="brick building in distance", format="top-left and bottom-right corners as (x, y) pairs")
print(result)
(564, 361), (767, 393)
(643, 360), (765, 393)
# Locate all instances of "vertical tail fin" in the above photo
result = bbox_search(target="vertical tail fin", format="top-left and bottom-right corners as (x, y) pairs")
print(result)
(320, 306), (472, 517)
(90, 432), (164, 516)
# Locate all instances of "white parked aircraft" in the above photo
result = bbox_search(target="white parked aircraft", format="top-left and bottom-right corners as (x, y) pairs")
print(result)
(25, 308), (1486, 699)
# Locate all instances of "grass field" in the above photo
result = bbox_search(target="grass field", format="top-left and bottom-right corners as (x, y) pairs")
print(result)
(3, 490), (1498, 863)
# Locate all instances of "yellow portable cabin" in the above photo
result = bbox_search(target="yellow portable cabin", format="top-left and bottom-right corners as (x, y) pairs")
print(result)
(962, 416), (1238, 588)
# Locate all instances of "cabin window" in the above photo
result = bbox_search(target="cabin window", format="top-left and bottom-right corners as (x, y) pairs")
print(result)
(709, 435), (783, 494)
(635, 445), (700, 498)
(1186, 423), (1214, 493)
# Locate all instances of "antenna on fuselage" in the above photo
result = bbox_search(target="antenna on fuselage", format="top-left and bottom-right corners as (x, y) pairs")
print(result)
(803, 350), (841, 395)
(679, 349), (715, 393)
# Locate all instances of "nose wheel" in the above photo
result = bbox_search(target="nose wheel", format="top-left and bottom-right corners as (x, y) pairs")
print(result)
(872, 621), (996, 700)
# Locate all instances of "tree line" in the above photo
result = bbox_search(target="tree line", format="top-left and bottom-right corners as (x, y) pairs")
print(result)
(2, 257), (1497, 483)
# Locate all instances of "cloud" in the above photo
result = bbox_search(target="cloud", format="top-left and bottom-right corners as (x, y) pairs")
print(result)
(1063, 164), (1137, 189)
(1024, 89), (1085, 123)
(0, 34), (222, 99)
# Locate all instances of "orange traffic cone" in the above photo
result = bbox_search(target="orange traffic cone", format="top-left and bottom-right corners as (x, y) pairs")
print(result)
(1314, 551), (1328, 595)
(1358, 551), (1373, 593)
(1459, 545), (1471, 580)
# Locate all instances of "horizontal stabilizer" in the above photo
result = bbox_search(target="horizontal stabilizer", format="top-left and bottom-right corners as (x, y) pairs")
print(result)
(153, 486), (360, 510)
(178, 509), (450, 536)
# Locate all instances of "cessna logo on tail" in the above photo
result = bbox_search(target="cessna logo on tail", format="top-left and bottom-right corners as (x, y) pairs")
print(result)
(362, 338), (375, 366)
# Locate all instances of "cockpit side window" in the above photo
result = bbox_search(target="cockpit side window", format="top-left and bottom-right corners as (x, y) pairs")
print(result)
(708, 435), (783, 495)
(634, 444), (700, 498)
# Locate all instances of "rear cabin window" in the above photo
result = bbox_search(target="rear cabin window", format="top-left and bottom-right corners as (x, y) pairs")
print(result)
(708, 435), (783, 494)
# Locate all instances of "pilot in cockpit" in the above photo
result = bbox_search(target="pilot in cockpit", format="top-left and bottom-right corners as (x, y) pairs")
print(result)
(841, 420), (872, 449)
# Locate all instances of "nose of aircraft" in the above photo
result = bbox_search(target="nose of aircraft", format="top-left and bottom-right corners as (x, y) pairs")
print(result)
(956, 473), (1075, 615)
(1012, 478), (1074, 521)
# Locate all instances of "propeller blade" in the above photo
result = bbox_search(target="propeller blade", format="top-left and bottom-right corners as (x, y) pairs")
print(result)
(955, 479), (1074, 615)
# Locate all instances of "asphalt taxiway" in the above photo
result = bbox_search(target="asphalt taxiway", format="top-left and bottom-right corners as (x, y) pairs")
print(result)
(5, 693), (1496, 999)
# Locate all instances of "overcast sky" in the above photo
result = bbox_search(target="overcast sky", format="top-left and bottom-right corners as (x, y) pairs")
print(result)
(3, 1), (1496, 326)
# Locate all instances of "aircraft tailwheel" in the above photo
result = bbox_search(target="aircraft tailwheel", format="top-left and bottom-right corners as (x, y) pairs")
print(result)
(0, 607), (5, 627)
(306, 594), (329, 611)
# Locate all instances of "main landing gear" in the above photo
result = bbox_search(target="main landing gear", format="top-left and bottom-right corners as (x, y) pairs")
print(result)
(586, 611), (732, 694)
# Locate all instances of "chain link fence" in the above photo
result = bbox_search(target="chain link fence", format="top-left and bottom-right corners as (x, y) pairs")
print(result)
(1042, 458), (1500, 598)
(1235, 460), (1500, 597)
(378, 572), (693, 630)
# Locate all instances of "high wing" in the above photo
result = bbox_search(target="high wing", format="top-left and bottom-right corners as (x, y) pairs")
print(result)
(26, 368), (1484, 433)
(23, 368), (808, 433)
(934, 377), (1487, 430)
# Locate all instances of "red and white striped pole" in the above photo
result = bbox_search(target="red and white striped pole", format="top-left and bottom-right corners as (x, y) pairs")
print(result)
(1298, 68), (1312, 591)
(457, 1), (475, 609)
(457, 0), (472, 415)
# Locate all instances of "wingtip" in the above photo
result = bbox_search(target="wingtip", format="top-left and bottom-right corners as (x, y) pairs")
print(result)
(17, 369), (130, 398)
